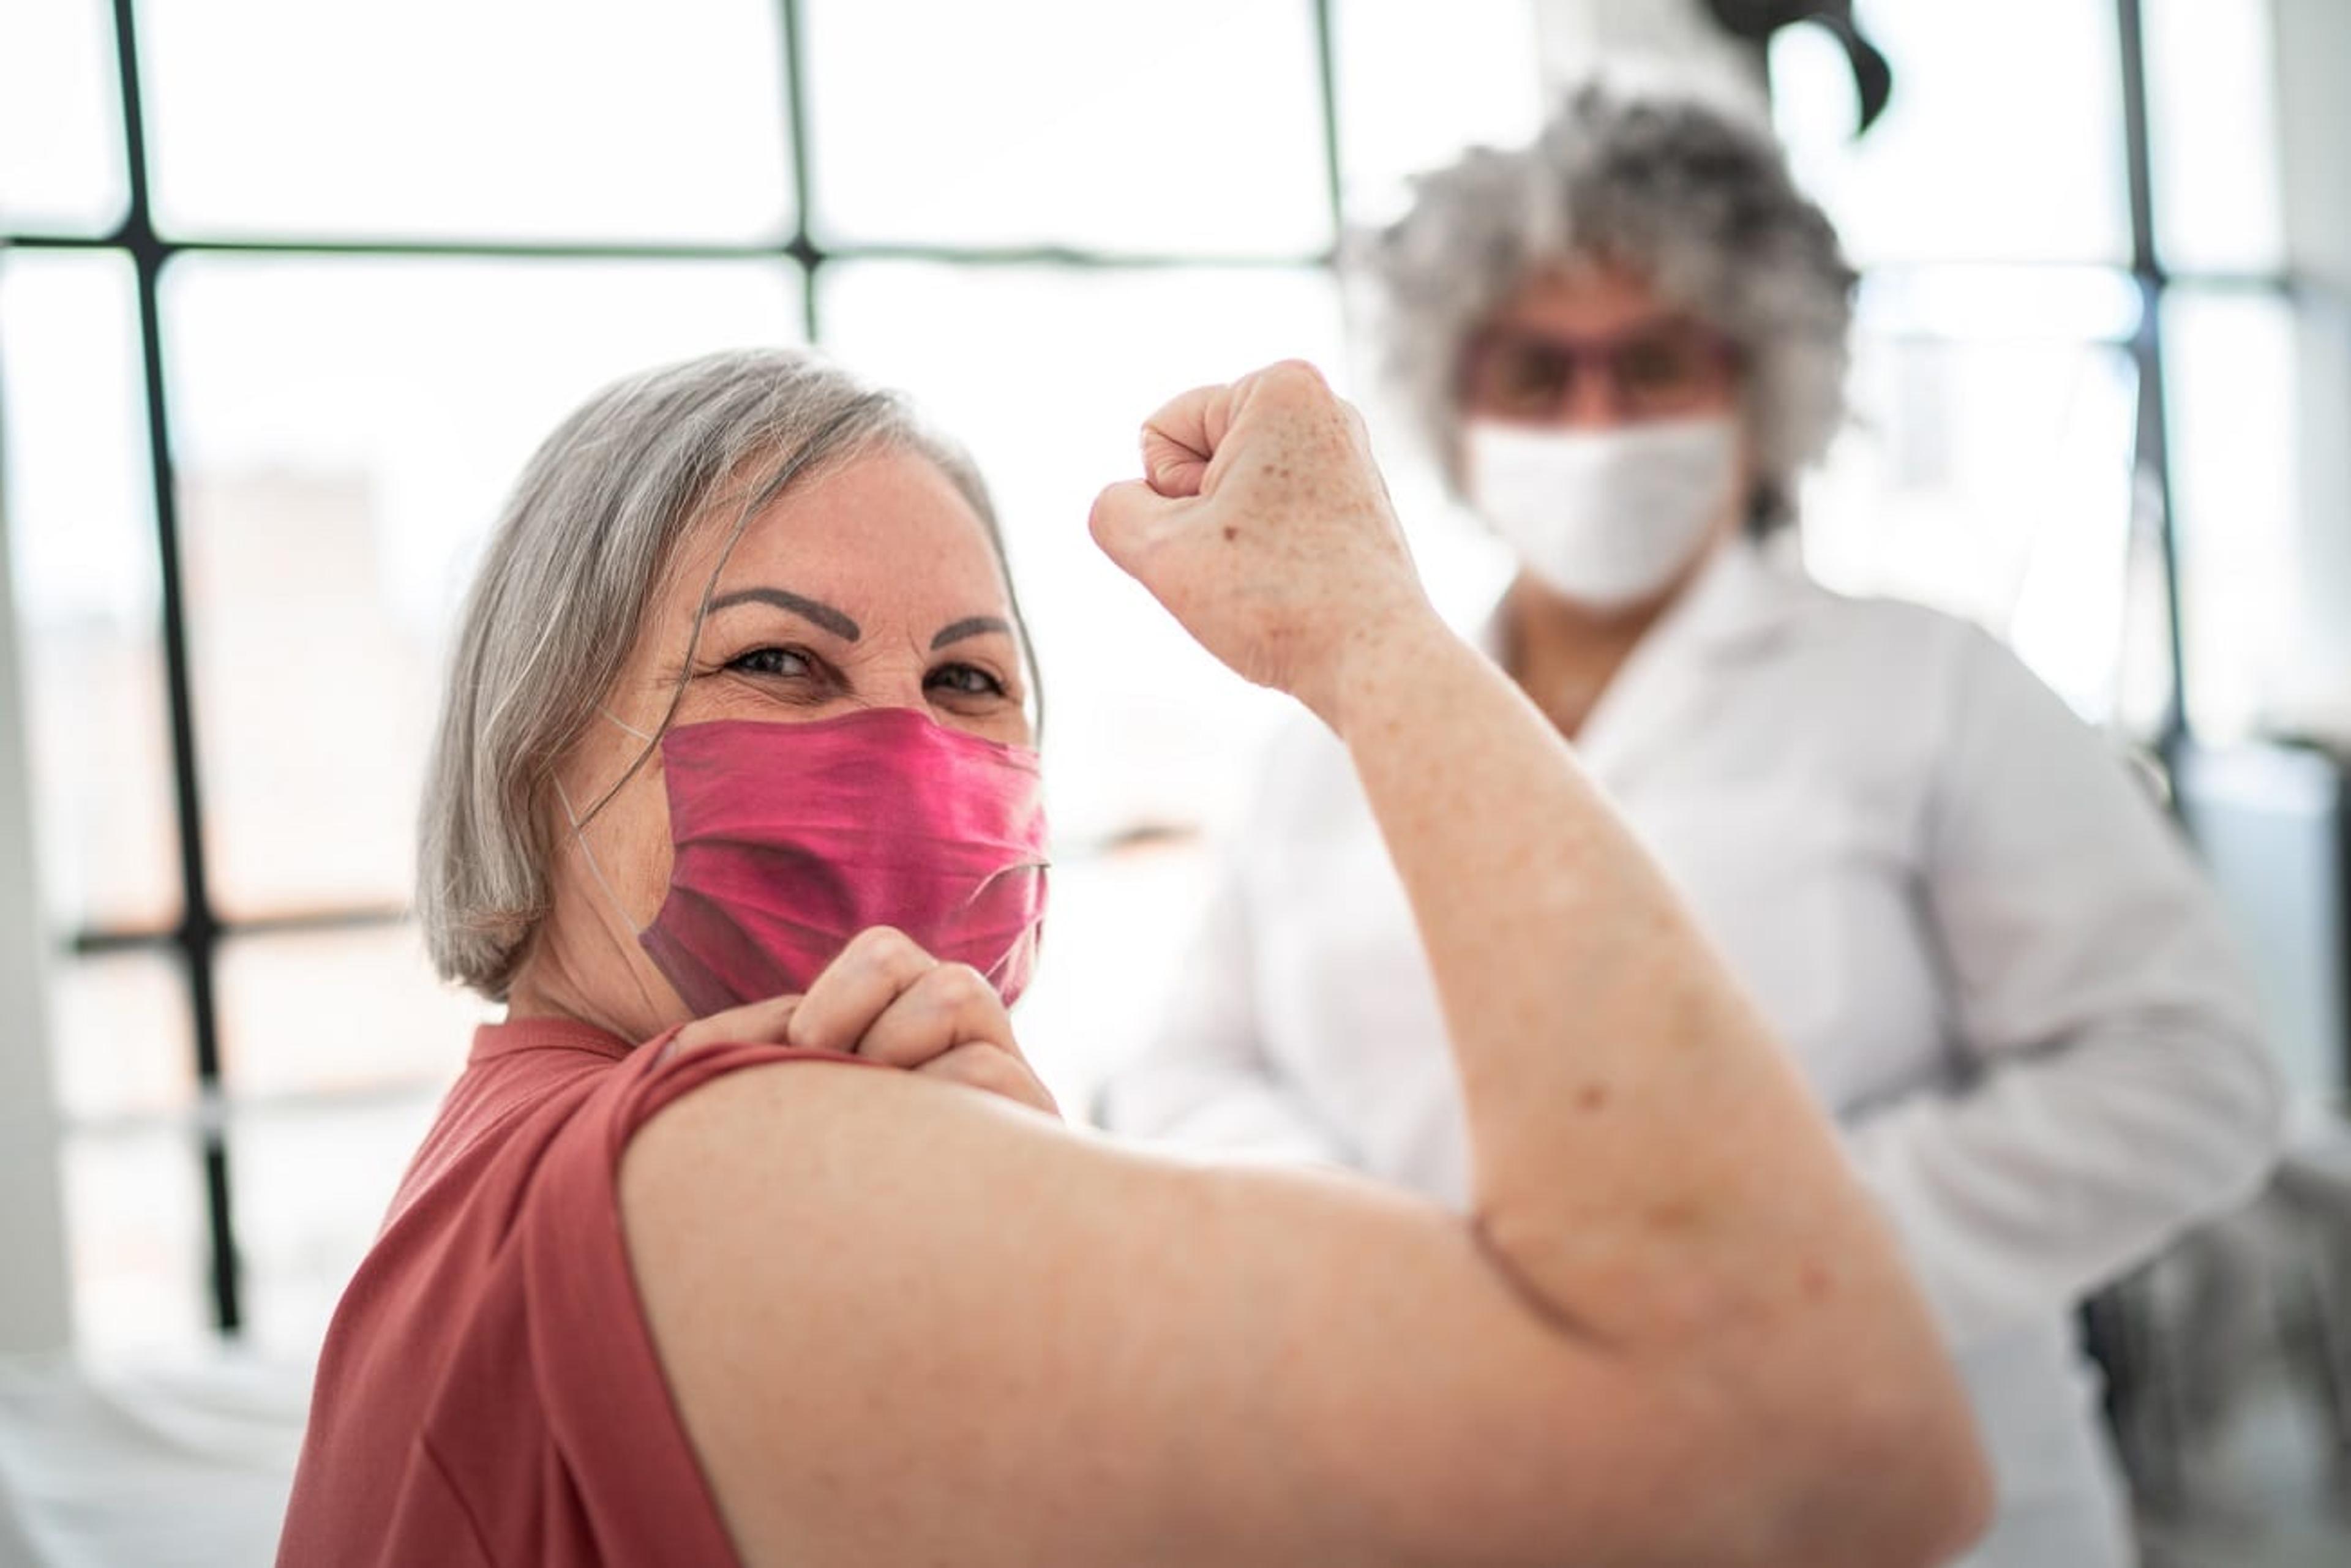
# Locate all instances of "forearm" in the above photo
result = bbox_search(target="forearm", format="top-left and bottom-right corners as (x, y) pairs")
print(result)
(1086, 363), (1985, 1558)
(1845, 1015), (2283, 1346)
(1326, 610), (1919, 1346)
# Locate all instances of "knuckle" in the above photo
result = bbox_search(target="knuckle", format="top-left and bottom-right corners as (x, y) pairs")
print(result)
(737, 995), (797, 1041)
(842, 925), (899, 959)
(1265, 358), (1330, 401)
(934, 962), (995, 1008)
(958, 1047), (1019, 1089)
(855, 925), (932, 977)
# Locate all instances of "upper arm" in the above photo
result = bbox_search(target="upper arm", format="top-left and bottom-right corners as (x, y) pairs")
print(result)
(620, 1060), (1723, 1568)
(1826, 629), (2284, 1340)
(1903, 628), (2281, 1225)
(1923, 626), (2265, 1069)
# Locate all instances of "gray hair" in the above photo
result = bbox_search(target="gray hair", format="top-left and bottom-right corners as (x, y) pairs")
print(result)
(418, 346), (1032, 999)
(1358, 81), (1857, 530)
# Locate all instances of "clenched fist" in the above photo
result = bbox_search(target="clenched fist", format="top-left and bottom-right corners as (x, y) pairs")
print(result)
(1088, 361), (1439, 730)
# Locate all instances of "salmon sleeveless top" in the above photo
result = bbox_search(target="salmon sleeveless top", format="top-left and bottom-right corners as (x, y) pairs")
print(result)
(277, 1015), (866, 1566)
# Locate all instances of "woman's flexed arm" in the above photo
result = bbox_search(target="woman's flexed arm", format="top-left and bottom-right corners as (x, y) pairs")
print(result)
(1091, 359), (1989, 1534)
(620, 362), (1990, 1568)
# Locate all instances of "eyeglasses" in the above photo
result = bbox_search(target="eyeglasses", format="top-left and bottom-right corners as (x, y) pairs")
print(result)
(1458, 321), (1741, 422)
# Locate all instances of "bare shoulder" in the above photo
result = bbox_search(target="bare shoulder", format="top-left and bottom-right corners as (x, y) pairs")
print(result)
(615, 1060), (1134, 1562)
(610, 1060), (1669, 1567)
(618, 1056), (1087, 1294)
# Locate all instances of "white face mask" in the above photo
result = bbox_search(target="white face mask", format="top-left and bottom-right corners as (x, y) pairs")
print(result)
(1464, 415), (1742, 610)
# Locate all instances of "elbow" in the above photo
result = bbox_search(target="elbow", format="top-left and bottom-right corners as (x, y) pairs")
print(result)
(1748, 1356), (1995, 1568)
(1708, 1276), (1995, 1568)
(2179, 1008), (2290, 1212)
(2077, 1000), (2290, 1230)
(1927, 1431), (2000, 1567)
(1836, 1370), (1997, 1567)
(2227, 1026), (2290, 1191)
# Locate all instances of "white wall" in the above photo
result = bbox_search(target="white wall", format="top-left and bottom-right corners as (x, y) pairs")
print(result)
(2274, 0), (2351, 291)
(0, 405), (74, 1356)
(1529, 0), (1766, 107)
(2274, 0), (2351, 739)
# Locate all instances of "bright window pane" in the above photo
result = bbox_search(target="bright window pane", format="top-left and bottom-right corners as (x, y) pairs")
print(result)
(161, 255), (799, 916)
(230, 1096), (440, 1357)
(218, 926), (487, 1100)
(62, 1127), (209, 1360)
(1772, 1), (2131, 266)
(0, 249), (182, 934)
(803, 0), (1329, 255)
(2144, 0), (2285, 273)
(1013, 838), (1217, 1117)
(0, 0), (127, 233)
(2165, 288), (2299, 740)
(1332, 0), (1544, 227)
(819, 263), (1344, 843)
(48, 951), (194, 1123)
(137, 0), (793, 242)
(1799, 275), (2145, 727)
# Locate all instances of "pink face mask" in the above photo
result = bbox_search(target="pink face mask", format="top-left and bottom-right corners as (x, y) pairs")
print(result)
(626, 708), (1050, 1017)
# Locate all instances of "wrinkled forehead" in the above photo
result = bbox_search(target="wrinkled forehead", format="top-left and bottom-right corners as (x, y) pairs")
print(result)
(1486, 261), (1695, 336)
(650, 446), (1018, 643)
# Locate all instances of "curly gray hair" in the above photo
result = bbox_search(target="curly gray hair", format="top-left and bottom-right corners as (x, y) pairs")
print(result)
(418, 347), (1033, 1000)
(1359, 82), (1856, 531)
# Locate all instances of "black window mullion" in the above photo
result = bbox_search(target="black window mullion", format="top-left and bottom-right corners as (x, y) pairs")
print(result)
(778, 0), (822, 340)
(7, 0), (1352, 1348)
(107, 0), (242, 1335)
(1310, 0), (1346, 250)
(1, 231), (1329, 270)
(2114, 0), (2189, 760)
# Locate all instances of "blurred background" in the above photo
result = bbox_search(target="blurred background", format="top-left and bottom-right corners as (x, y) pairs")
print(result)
(0, 1), (2345, 1564)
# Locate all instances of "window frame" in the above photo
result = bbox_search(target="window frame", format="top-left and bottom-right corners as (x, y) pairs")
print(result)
(0, 0), (1348, 1338)
(0, 0), (2306, 1341)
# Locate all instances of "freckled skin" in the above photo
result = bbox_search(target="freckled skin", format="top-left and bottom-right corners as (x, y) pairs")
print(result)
(603, 359), (1995, 1568)
(1089, 364), (1423, 726)
(503, 449), (1061, 1117)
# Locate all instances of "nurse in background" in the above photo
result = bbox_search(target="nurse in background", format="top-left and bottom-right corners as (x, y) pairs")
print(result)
(1101, 83), (2282, 1568)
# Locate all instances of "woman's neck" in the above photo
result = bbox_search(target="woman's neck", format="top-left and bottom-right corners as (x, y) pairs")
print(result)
(1500, 576), (1674, 740)
(1499, 519), (1745, 737)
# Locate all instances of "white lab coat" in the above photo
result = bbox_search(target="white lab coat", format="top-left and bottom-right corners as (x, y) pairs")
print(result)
(1101, 538), (2284, 1568)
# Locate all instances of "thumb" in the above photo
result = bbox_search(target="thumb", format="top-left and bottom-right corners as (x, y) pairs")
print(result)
(1141, 425), (1212, 498)
(1133, 381), (1237, 499)
(1088, 477), (1180, 575)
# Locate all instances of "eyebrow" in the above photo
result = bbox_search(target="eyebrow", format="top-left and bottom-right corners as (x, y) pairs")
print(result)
(931, 615), (1014, 651)
(708, 587), (861, 643)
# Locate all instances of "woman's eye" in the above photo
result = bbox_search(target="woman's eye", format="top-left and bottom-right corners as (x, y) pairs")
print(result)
(727, 646), (813, 679)
(1618, 340), (1701, 393)
(927, 662), (1007, 699)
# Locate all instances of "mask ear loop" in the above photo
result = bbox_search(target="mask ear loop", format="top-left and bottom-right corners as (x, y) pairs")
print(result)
(598, 704), (657, 745)
(554, 708), (662, 939)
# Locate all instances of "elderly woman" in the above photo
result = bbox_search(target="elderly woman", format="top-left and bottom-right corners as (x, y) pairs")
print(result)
(1101, 86), (2282, 1567)
(277, 347), (1988, 1566)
